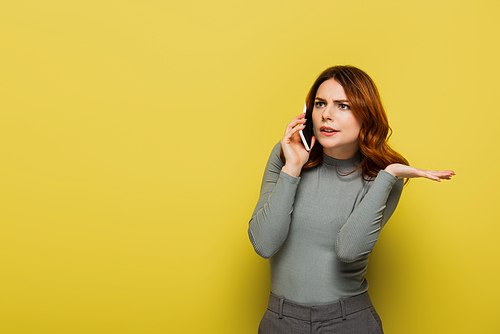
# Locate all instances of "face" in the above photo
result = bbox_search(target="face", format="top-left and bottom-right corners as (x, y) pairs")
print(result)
(312, 79), (362, 159)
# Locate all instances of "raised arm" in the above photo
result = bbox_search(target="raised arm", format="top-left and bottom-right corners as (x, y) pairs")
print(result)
(335, 165), (455, 263)
(335, 170), (403, 262)
(248, 143), (298, 258)
(248, 114), (316, 258)
(384, 164), (455, 182)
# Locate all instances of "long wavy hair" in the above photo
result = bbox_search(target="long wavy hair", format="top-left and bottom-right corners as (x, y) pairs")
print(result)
(280, 65), (408, 181)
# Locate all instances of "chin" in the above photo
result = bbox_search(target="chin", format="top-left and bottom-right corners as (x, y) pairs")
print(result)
(317, 139), (337, 149)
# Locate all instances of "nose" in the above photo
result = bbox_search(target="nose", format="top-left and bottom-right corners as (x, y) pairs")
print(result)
(322, 105), (334, 122)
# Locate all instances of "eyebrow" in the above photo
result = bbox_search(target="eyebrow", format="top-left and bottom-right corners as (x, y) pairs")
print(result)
(315, 97), (350, 103)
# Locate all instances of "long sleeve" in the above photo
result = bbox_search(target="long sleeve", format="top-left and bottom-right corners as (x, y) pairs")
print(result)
(248, 143), (301, 259)
(249, 146), (405, 304)
(335, 170), (404, 263)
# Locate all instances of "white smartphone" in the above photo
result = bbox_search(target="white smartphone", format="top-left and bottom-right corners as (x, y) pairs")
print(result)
(299, 103), (313, 151)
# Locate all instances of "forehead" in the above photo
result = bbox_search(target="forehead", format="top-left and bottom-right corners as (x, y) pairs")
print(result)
(316, 79), (347, 100)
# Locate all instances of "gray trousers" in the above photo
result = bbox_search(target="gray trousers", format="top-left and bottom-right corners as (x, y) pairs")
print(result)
(258, 292), (383, 334)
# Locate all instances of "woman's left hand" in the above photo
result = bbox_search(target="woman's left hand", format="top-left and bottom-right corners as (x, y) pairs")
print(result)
(384, 164), (455, 182)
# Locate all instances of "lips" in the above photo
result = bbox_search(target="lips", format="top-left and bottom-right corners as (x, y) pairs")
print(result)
(319, 126), (339, 136)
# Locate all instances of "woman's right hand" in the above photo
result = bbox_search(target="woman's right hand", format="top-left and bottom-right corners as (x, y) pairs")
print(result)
(280, 113), (315, 177)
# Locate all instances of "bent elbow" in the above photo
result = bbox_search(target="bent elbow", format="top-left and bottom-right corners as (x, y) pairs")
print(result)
(254, 247), (274, 259)
(335, 244), (370, 263)
(248, 229), (278, 259)
(336, 250), (358, 263)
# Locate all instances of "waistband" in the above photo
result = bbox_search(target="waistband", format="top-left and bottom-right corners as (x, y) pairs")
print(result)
(267, 292), (373, 322)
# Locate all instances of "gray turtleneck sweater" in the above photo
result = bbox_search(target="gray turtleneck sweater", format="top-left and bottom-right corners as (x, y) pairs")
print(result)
(248, 142), (404, 306)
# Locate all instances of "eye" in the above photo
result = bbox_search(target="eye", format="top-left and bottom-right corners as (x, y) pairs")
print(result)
(339, 103), (350, 110)
(315, 101), (326, 108)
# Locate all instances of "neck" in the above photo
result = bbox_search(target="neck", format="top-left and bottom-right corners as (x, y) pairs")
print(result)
(323, 147), (359, 160)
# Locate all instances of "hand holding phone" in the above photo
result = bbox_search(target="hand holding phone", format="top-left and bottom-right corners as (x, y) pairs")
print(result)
(299, 104), (313, 151)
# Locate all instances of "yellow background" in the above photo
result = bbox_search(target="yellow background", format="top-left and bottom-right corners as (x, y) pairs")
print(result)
(1, 1), (499, 333)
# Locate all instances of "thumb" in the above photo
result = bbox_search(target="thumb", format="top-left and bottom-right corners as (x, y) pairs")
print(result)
(310, 136), (316, 150)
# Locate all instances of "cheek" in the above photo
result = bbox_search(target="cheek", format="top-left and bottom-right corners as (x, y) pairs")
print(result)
(352, 120), (362, 133)
(311, 111), (321, 130)
(349, 116), (362, 135)
(311, 110), (320, 122)
(351, 126), (362, 139)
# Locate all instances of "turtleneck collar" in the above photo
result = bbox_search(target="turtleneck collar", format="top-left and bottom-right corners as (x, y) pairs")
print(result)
(322, 151), (362, 168)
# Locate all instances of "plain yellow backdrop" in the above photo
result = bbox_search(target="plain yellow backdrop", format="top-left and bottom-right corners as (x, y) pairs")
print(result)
(1, 1), (499, 333)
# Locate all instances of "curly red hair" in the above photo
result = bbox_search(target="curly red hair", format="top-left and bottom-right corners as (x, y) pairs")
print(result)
(281, 65), (408, 180)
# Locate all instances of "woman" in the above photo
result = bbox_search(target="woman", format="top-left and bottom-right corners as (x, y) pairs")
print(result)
(248, 65), (454, 334)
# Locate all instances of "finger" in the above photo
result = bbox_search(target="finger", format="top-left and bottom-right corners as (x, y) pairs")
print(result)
(286, 123), (306, 137)
(285, 117), (307, 134)
(283, 124), (306, 144)
(288, 113), (306, 125)
(421, 171), (441, 182)
(439, 170), (455, 177)
(290, 128), (304, 143)
(431, 170), (455, 179)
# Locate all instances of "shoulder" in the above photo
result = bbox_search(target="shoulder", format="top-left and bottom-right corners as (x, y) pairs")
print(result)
(270, 141), (282, 156)
(268, 141), (284, 166)
(260, 142), (284, 176)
